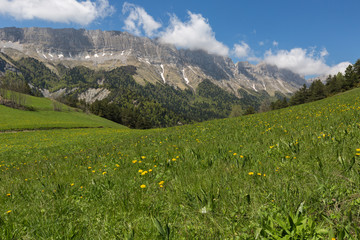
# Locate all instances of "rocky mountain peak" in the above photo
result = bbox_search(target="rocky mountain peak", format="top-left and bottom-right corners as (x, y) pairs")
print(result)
(0, 27), (306, 96)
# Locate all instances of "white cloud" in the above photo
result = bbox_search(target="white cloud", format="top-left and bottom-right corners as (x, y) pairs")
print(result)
(160, 11), (229, 56)
(320, 48), (329, 57)
(264, 48), (351, 76)
(233, 41), (250, 58)
(272, 41), (279, 47)
(122, 2), (161, 37)
(0, 0), (114, 25)
(259, 41), (264, 46)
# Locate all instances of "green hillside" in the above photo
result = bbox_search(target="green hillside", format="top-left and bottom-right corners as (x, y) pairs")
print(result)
(0, 91), (126, 131)
(1, 88), (360, 239)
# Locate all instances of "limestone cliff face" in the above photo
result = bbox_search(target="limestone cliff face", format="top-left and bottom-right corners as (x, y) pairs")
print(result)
(0, 27), (306, 96)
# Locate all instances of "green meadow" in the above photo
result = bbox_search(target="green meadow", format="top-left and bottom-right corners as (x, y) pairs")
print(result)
(1, 89), (360, 239)
(0, 93), (125, 131)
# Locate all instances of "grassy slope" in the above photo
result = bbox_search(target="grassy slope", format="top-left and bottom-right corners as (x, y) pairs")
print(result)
(0, 89), (360, 239)
(0, 93), (126, 130)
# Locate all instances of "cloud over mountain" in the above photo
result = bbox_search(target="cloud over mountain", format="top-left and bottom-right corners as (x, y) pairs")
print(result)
(159, 11), (229, 56)
(122, 2), (162, 37)
(264, 48), (351, 76)
(0, 0), (114, 25)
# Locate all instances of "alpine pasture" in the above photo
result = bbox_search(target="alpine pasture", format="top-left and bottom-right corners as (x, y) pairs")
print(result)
(1, 89), (360, 239)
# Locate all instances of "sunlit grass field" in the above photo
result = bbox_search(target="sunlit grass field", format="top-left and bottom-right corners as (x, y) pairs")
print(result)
(1, 89), (360, 239)
(0, 93), (125, 131)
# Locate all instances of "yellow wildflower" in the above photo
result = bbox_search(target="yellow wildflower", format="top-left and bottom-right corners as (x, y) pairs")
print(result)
(138, 169), (143, 173)
(159, 181), (165, 185)
(132, 160), (137, 163)
(140, 184), (146, 188)
(6, 193), (11, 197)
(233, 153), (237, 156)
(7, 210), (11, 214)
(70, 183), (75, 186)
(248, 172), (254, 176)
(102, 172), (107, 175)
(141, 156), (146, 159)
(257, 173), (262, 176)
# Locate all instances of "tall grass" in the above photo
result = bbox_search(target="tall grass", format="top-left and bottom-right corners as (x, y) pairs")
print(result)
(1, 89), (360, 239)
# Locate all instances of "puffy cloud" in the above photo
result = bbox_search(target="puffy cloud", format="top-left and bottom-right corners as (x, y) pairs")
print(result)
(264, 48), (351, 76)
(232, 41), (260, 62)
(122, 2), (162, 37)
(233, 42), (250, 58)
(160, 11), (229, 56)
(272, 41), (279, 47)
(0, 0), (114, 25)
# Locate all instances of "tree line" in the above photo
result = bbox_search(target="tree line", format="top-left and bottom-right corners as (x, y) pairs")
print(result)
(271, 59), (360, 110)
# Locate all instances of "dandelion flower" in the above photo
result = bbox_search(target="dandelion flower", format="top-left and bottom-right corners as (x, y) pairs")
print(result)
(6, 193), (11, 197)
(248, 172), (254, 176)
(140, 184), (146, 188)
(233, 153), (237, 156)
(138, 169), (143, 173)
(160, 185), (164, 188)
(7, 210), (11, 214)
(257, 173), (262, 176)
(159, 181), (165, 185)
(132, 160), (137, 163)
(102, 172), (107, 175)
(141, 156), (146, 159)
(70, 183), (75, 186)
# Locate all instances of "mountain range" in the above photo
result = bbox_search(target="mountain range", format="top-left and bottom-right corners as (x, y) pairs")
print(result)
(0, 27), (310, 128)
(0, 27), (306, 97)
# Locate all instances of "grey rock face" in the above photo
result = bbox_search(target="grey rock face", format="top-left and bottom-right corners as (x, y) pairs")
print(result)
(0, 27), (307, 96)
(0, 54), (18, 76)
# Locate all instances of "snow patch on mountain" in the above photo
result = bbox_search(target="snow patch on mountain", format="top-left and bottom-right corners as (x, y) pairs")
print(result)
(160, 64), (166, 83)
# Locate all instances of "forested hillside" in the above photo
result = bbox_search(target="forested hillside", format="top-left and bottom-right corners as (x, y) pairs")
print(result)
(0, 53), (275, 129)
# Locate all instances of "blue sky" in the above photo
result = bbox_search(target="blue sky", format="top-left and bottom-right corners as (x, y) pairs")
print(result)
(0, 0), (358, 77)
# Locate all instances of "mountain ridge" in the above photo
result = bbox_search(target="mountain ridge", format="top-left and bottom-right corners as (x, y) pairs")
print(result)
(0, 27), (307, 96)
